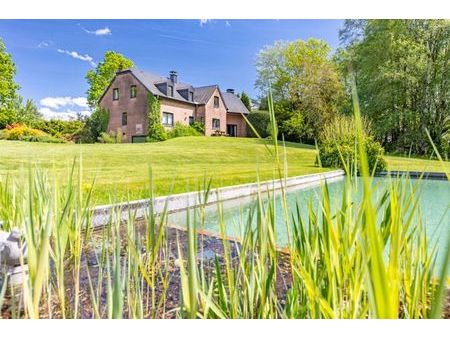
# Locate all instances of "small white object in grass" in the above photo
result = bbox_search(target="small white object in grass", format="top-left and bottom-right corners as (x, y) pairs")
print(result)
(0, 228), (29, 286)
(174, 258), (181, 267)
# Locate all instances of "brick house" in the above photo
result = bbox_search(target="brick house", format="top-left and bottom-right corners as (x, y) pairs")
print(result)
(98, 67), (250, 143)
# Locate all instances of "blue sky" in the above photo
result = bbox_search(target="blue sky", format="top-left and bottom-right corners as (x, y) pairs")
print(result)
(0, 19), (343, 119)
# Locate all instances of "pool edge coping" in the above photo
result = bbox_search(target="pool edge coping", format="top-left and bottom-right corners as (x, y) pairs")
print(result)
(91, 169), (345, 229)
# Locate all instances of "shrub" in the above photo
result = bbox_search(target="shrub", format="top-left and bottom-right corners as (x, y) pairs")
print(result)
(2, 123), (46, 140)
(167, 122), (202, 138)
(19, 135), (66, 143)
(246, 110), (271, 138)
(190, 121), (205, 134)
(98, 132), (116, 143)
(0, 124), (65, 143)
(318, 115), (387, 174)
(34, 119), (84, 141)
(98, 128), (123, 143)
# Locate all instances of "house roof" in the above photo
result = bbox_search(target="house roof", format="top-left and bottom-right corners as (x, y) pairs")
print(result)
(193, 85), (218, 104)
(100, 67), (250, 114)
(222, 92), (250, 115)
(130, 67), (196, 104)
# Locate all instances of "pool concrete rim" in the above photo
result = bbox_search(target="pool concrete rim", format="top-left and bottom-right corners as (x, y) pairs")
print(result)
(91, 169), (345, 229)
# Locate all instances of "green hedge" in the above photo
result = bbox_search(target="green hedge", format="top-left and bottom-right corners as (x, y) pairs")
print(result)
(246, 110), (271, 138)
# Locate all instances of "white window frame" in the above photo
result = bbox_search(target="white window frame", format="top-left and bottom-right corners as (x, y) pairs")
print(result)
(212, 118), (220, 130)
(130, 85), (137, 98)
(113, 88), (119, 101)
(162, 112), (174, 127)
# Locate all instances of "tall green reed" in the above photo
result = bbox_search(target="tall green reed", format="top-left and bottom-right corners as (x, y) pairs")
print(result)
(175, 86), (449, 319)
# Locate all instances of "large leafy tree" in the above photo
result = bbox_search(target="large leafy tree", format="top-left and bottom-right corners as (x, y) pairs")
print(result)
(338, 19), (450, 155)
(255, 38), (345, 142)
(85, 51), (134, 108)
(0, 38), (20, 128)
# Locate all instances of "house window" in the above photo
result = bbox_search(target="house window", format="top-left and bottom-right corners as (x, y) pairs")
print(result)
(168, 85), (174, 97)
(130, 85), (137, 98)
(212, 118), (220, 130)
(162, 112), (174, 127)
(213, 96), (219, 108)
(122, 112), (127, 126)
(189, 92), (194, 102)
(113, 88), (119, 101)
(189, 116), (194, 125)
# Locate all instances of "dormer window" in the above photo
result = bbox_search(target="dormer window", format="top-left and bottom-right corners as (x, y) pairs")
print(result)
(213, 96), (219, 108)
(189, 91), (194, 102)
(130, 85), (137, 98)
(113, 88), (119, 101)
(168, 85), (174, 97)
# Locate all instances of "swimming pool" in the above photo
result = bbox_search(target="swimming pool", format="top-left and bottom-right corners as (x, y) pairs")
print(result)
(168, 176), (449, 265)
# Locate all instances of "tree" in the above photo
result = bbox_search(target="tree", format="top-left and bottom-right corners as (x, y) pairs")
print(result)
(14, 96), (42, 127)
(246, 110), (271, 138)
(255, 38), (345, 142)
(146, 93), (167, 142)
(338, 20), (450, 155)
(85, 51), (134, 109)
(0, 38), (20, 129)
(240, 91), (251, 111)
(77, 108), (109, 143)
(338, 19), (368, 47)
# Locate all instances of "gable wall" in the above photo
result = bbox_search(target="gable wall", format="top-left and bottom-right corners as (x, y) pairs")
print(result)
(201, 87), (227, 135)
(99, 72), (148, 142)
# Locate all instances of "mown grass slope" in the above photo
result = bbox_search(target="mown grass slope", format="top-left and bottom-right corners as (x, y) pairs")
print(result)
(0, 137), (328, 204)
(1, 137), (448, 205)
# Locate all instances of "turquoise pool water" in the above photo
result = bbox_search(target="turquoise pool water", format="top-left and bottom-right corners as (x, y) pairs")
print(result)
(168, 177), (449, 267)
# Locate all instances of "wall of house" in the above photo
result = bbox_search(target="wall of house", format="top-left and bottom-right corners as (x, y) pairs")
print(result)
(99, 72), (148, 143)
(159, 98), (196, 130)
(201, 87), (227, 135)
(226, 113), (248, 137)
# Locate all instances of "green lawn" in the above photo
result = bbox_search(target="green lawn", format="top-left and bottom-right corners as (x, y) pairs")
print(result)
(0, 137), (328, 204)
(385, 155), (450, 173)
(1, 137), (448, 205)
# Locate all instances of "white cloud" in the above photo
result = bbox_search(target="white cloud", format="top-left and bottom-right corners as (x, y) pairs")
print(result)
(39, 96), (90, 120)
(225, 20), (231, 27)
(38, 40), (51, 48)
(40, 96), (88, 110)
(38, 107), (88, 120)
(57, 49), (96, 67)
(199, 19), (212, 27)
(71, 97), (89, 108)
(83, 27), (112, 36)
